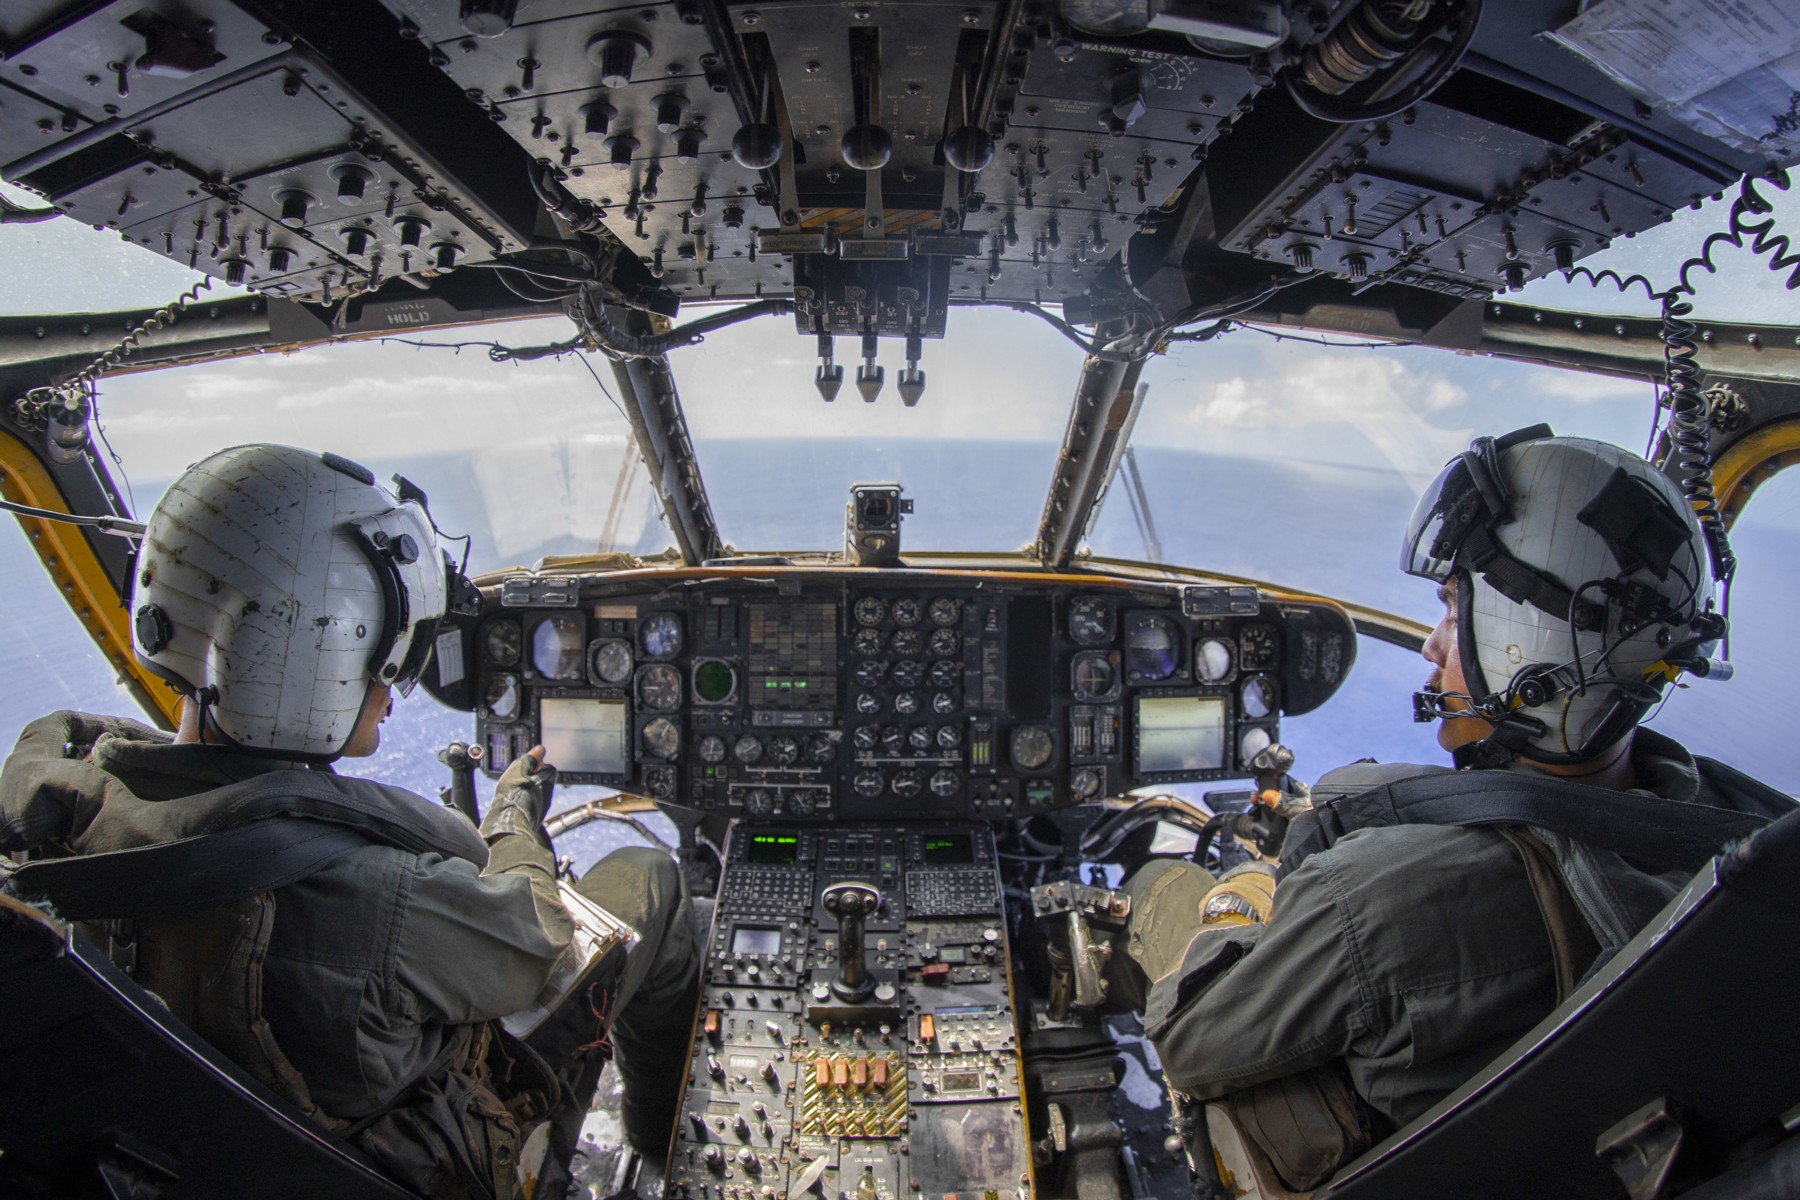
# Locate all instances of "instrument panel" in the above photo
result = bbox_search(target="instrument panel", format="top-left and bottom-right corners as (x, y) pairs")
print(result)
(432, 570), (1355, 821)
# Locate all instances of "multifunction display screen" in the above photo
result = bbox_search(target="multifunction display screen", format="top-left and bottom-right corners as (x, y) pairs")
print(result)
(540, 698), (627, 775)
(746, 831), (800, 865)
(922, 833), (974, 865)
(1135, 696), (1226, 774)
(747, 603), (839, 710)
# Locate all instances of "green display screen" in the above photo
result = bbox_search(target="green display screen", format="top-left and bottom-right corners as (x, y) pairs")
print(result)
(922, 833), (973, 865)
(747, 831), (799, 865)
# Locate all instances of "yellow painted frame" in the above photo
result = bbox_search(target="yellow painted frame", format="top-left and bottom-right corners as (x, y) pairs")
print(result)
(1713, 416), (1800, 527)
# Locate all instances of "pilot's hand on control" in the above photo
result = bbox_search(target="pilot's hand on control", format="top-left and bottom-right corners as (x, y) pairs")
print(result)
(1198, 861), (1278, 928)
(481, 744), (557, 842)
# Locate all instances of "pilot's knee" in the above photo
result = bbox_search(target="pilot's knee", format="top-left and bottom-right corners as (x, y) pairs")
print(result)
(576, 846), (684, 934)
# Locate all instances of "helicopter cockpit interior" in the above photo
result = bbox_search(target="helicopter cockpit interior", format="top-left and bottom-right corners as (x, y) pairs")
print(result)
(2, 0), (1799, 1197)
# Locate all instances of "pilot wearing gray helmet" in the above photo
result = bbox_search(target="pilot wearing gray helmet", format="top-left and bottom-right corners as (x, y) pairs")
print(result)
(0, 444), (696, 1199)
(1097, 429), (1795, 1190)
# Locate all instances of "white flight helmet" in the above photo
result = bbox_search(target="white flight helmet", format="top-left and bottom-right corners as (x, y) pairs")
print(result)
(1402, 427), (1723, 766)
(130, 444), (449, 761)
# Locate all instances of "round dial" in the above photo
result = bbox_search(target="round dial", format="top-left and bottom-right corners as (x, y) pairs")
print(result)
(484, 673), (519, 720)
(853, 628), (885, 657)
(928, 628), (961, 658)
(936, 724), (961, 750)
(532, 615), (585, 680)
(929, 769), (960, 798)
(890, 629), (924, 657)
(856, 691), (882, 716)
(484, 620), (521, 667)
(1196, 637), (1234, 684)
(733, 734), (764, 764)
(638, 612), (683, 661)
(745, 788), (775, 817)
(806, 735), (836, 764)
(891, 660), (925, 688)
(854, 660), (886, 688)
(1069, 598), (1114, 647)
(591, 639), (633, 685)
(854, 596), (888, 627)
(932, 691), (957, 715)
(881, 725), (905, 753)
(1072, 650), (1118, 701)
(1240, 725), (1273, 766)
(769, 735), (800, 766)
(788, 789), (817, 816)
(854, 771), (884, 798)
(698, 734), (727, 764)
(908, 725), (932, 751)
(646, 768), (675, 800)
(1010, 725), (1055, 770)
(890, 769), (922, 798)
(929, 660), (961, 688)
(1125, 614), (1181, 681)
(1071, 766), (1104, 800)
(929, 597), (961, 627)
(641, 716), (681, 760)
(893, 691), (920, 716)
(636, 663), (682, 712)
(853, 725), (879, 751)
(693, 659), (735, 703)
(1239, 624), (1277, 670)
(1241, 676), (1275, 720)
(891, 598), (922, 627)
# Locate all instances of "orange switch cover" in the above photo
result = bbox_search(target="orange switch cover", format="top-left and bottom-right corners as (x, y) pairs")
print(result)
(815, 1059), (831, 1088)
(872, 1057), (889, 1087)
(832, 1058), (850, 1088)
(703, 1010), (721, 1036)
(919, 1014), (936, 1043)
(851, 1057), (868, 1088)
(921, 962), (951, 984)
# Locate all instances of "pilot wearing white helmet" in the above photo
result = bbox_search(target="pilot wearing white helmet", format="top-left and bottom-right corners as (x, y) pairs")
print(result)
(0, 444), (696, 1198)
(1093, 429), (1795, 1191)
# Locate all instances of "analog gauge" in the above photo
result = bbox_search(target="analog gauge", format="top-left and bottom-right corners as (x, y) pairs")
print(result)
(1124, 614), (1181, 681)
(788, 788), (816, 816)
(590, 639), (633, 686)
(1069, 598), (1115, 647)
(806, 735), (836, 764)
(693, 659), (735, 704)
(646, 768), (675, 800)
(892, 660), (925, 688)
(929, 597), (961, 627)
(854, 660), (886, 688)
(893, 691), (921, 716)
(769, 735), (800, 766)
(483, 673), (520, 720)
(932, 691), (957, 715)
(891, 769), (922, 798)
(856, 691), (882, 716)
(1240, 725), (1273, 766)
(929, 769), (960, 798)
(638, 612), (683, 661)
(1239, 623), (1277, 671)
(890, 629), (924, 657)
(854, 771), (884, 798)
(636, 663), (682, 712)
(532, 615), (585, 680)
(1071, 766), (1104, 800)
(484, 620), (521, 667)
(891, 598), (922, 627)
(853, 725), (879, 751)
(853, 628), (885, 657)
(1195, 637), (1234, 684)
(745, 788), (775, 817)
(881, 725), (905, 753)
(854, 596), (888, 627)
(1241, 676), (1275, 720)
(698, 734), (727, 764)
(936, 723), (961, 750)
(1010, 724), (1055, 770)
(642, 717), (681, 761)
(733, 734), (764, 764)
(1072, 650), (1119, 701)
(909, 725), (933, 751)
(929, 660), (961, 688)
(928, 628), (961, 658)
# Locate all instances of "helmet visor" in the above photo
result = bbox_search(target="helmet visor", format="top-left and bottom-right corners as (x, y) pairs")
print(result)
(1402, 455), (1485, 582)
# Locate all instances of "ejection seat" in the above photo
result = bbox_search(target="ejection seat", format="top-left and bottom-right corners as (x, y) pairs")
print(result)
(0, 889), (418, 1199)
(1307, 806), (1800, 1199)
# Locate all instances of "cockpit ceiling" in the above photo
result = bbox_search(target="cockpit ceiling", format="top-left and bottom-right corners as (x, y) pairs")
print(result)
(0, 0), (1778, 336)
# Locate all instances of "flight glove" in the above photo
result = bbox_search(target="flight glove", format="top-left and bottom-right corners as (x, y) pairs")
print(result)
(481, 745), (557, 844)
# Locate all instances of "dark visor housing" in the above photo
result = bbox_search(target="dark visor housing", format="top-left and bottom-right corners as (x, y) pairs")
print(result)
(1402, 424), (1553, 584)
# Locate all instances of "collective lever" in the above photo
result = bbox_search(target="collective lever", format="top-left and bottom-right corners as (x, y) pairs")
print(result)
(437, 741), (483, 824)
(821, 882), (883, 1002)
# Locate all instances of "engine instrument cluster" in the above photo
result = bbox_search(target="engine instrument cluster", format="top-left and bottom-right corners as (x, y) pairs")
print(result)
(444, 570), (1355, 820)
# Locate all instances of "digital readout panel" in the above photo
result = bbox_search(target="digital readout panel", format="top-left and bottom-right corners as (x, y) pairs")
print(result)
(747, 603), (838, 710)
(541, 698), (628, 775)
(1135, 696), (1227, 774)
